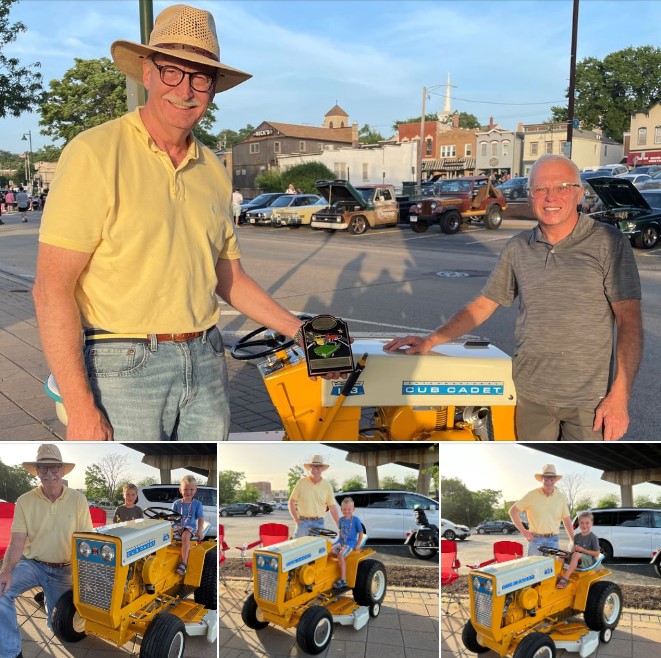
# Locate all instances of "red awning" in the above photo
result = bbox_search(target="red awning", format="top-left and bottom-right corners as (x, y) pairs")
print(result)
(627, 150), (661, 166)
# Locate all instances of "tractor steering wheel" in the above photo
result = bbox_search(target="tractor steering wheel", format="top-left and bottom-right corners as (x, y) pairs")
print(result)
(309, 527), (338, 538)
(144, 506), (182, 522)
(230, 314), (313, 361)
(538, 546), (572, 560)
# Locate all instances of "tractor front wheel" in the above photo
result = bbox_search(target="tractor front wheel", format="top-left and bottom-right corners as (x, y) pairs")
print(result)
(585, 581), (623, 631)
(296, 605), (333, 655)
(513, 632), (556, 658)
(52, 590), (86, 643)
(353, 559), (387, 606)
(241, 593), (269, 630)
(461, 620), (489, 654)
(139, 612), (186, 658)
(194, 546), (217, 610)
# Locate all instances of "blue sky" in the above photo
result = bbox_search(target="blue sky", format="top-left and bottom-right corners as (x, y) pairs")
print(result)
(1, 0), (660, 155)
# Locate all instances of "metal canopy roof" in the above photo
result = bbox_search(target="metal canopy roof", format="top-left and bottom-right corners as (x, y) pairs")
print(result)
(127, 443), (216, 457)
(322, 443), (439, 470)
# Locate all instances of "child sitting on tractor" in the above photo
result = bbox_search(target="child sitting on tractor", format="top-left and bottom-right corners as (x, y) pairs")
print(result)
(172, 475), (204, 575)
(557, 510), (601, 589)
(113, 483), (144, 522)
(331, 497), (364, 589)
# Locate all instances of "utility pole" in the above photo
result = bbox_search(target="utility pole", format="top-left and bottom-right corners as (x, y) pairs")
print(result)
(418, 87), (427, 187)
(126, 0), (154, 111)
(566, 0), (580, 158)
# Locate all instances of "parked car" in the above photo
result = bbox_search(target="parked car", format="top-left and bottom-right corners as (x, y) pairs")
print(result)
(333, 489), (439, 540)
(639, 170), (661, 190)
(247, 194), (322, 225)
(440, 518), (471, 541)
(582, 175), (661, 248)
(595, 164), (629, 176)
(629, 165), (661, 176)
(272, 196), (329, 227)
(276, 501), (289, 511)
(617, 173), (653, 188)
(137, 484), (217, 537)
(496, 176), (528, 200)
(256, 502), (274, 514)
(238, 192), (286, 223)
(573, 507), (661, 559)
(641, 189), (661, 210)
(219, 502), (261, 517)
(475, 520), (518, 535)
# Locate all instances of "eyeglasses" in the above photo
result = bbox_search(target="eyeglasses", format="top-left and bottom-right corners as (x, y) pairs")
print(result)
(37, 465), (62, 474)
(528, 182), (582, 198)
(151, 61), (215, 93)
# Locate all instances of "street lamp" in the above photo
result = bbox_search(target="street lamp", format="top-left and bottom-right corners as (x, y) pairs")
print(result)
(21, 131), (33, 189)
(417, 83), (445, 187)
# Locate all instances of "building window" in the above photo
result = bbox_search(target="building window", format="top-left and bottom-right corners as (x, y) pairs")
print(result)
(441, 145), (456, 157)
(425, 138), (433, 156)
(530, 142), (538, 156)
(545, 141), (553, 154)
(489, 142), (497, 157)
(502, 140), (510, 158)
(655, 126), (661, 144)
(362, 163), (369, 181)
(480, 141), (487, 157)
(241, 169), (246, 175)
(465, 144), (472, 156)
(334, 162), (347, 179)
(249, 142), (260, 154)
(235, 169), (240, 177)
(559, 140), (567, 155)
(274, 141), (281, 153)
(638, 127), (647, 145)
(299, 141), (306, 152)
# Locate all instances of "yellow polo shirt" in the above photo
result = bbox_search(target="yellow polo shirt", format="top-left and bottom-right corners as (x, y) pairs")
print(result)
(289, 477), (336, 518)
(12, 485), (93, 563)
(515, 487), (570, 535)
(39, 109), (240, 333)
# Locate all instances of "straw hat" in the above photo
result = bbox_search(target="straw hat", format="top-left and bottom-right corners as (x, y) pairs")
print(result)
(304, 455), (330, 471)
(22, 444), (75, 476)
(111, 4), (251, 93)
(534, 464), (562, 482)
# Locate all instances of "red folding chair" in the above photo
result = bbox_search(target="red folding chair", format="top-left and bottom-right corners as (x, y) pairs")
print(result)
(441, 539), (461, 613)
(468, 540), (524, 569)
(89, 505), (107, 527)
(218, 523), (230, 586)
(0, 502), (16, 560)
(236, 522), (290, 592)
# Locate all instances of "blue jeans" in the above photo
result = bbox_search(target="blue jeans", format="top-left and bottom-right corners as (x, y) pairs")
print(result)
(0, 558), (72, 658)
(527, 534), (559, 556)
(85, 327), (230, 440)
(295, 518), (324, 539)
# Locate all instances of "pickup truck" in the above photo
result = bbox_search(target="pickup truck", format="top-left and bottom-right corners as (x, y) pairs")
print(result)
(408, 175), (507, 234)
(310, 179), (399, 234)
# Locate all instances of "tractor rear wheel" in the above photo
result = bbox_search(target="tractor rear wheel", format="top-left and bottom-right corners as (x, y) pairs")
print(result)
(140, 612), (186, 658)
(241, 593), (269, 630)
(352, 559), (387, 606)
(52, 590), (86, 643)
(461, 620), (489, 654)
(194, 546), (217, 610)
(513, 632), (556, 658)
(296, 605), (333, 654)
(584, 581), (622, 631)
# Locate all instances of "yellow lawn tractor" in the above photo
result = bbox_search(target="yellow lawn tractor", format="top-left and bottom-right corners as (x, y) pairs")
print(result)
(51, 507), (217, 658)
(462, 546), (622, 658)
(241, 528), (387, 654)
(231, 327), (516, 440)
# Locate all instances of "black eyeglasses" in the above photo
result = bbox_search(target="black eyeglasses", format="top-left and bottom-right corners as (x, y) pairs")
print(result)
(151, 61), (215, 93)
(37, 465), (62, 474)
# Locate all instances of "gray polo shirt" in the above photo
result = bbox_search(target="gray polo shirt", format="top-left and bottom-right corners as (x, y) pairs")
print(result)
(482, 214), (640, 407)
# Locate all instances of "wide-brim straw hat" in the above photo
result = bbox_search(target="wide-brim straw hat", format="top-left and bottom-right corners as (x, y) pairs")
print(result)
(535, 463), (562, 482)
(22, 444), (75, 476)
(111, 4), (251, 94)
(304, 455), (330, 471)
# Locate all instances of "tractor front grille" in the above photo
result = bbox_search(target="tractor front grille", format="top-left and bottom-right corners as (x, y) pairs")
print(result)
(77, 560), (115, 611)
(256, 569), (278, 603)
(471, 576), (493, 626)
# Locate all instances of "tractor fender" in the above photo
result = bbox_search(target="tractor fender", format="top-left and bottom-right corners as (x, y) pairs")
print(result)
(573, 569), (611, 610)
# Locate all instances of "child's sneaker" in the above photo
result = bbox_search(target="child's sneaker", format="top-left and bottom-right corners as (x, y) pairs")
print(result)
(333, 578), (347, 589)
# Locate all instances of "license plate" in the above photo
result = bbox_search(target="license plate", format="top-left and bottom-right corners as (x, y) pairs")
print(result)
(410, 216), (417, 222)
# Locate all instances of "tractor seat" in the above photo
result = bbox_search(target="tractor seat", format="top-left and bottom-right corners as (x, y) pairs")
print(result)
(575, 553), (606, 572)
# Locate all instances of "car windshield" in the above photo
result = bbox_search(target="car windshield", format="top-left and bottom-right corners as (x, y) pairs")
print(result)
(249, 193), (279, 205)
(270, 195), (296, 207)
(437, 180), (472, 194)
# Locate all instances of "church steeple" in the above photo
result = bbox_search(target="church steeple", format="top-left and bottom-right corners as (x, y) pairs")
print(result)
(437, 73), (453, 122)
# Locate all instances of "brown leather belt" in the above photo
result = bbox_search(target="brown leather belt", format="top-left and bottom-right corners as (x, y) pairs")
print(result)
(84, 328), (210, 343)
(532, 533), (557, 538)
(299, 516), (323, 521)
(33, 559), (71, 568)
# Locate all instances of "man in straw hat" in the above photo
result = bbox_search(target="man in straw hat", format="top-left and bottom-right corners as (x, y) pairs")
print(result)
(0, 445), (92, 658)
(33, 4), (314, 441)
(289, 455), (340, 539)
(509, 464), (573, 556)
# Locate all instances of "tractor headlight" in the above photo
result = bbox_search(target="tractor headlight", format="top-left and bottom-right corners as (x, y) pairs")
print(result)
(473, 577), (480, 589)
(100, 544), (115, 562)
(485, 580), (493, 594)
(270, 558), (278, 570)
(257, 556), (265, 568)
(79, 541), (92, 558)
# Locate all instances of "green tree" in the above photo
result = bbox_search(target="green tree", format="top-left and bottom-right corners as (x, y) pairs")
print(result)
(0, 0), (43, 118)
(192, 100), (220, 148)
(33, 144), (62, 162)
(392, 113), (438, 132)
(358, 123), (385, 144)
(596, 493), (620, 509)
(287, 465), (305, 497)
(276, 162), (335, 193)
(137, 475), (157, 487)
(380, 475), (404, 490)
(574, 495), (593, 513)
(219, 470), (245, 505)
(84, 464), (109, 502)
(236, 485), (260, 503)
(218, 124), (255, 149)
(439, 111), (481, 129)
(0, 458), (36, 502)
(551, 46), (661, 141)
(39, 57), (127, 145)
(340, 475), (366, 492)
(441, 477), (502, 528)
(325, 475), (339, 492)
(402, 475), (419, 493)
(634, 494), (659, 509)
(254, 168), (283, 193)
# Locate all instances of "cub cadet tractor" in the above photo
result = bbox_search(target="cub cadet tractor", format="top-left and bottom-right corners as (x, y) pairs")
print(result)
(241, 528), (387, 654)
(462, 547), (622, 658)
(51, 507), (217, 658)
(231, 327), (516, 440)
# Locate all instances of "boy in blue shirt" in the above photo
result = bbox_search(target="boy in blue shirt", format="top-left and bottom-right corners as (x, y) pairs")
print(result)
(172, 475), (204, 575)
(331, 497), (364, 589)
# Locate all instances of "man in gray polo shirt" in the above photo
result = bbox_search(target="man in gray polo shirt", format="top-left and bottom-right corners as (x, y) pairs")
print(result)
(384, 154), (642, 440)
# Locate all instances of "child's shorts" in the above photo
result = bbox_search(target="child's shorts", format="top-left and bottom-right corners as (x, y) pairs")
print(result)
(173, 524), (196, 535)
(331, 543), (353, 558)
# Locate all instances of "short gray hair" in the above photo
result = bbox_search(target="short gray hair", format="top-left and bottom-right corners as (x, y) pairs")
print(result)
(529, 154), (580, 185)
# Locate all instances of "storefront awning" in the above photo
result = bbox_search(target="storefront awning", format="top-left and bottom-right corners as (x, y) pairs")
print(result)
(627, 150), (661, 166)
(422, 158), (475, 171)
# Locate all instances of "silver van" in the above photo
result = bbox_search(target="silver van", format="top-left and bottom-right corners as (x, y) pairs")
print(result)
(137, 484), (217, 538)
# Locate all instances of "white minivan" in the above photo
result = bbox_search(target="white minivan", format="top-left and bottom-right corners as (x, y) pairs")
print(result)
(137, 484), (217, 538)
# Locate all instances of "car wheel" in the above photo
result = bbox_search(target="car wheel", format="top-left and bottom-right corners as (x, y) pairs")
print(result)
(139, 612), (186, 658)
(220, 510), (228, 517)
(478, 528), (485, 535)
(246, 510), (254, 517)
(443, 530), (456, 541)
(598, 539), (613, 560)
(654, 560), (661, 578)
(410, 221), (428, 233)
(296, 605), (333, 655)
(461, 620), (490, 654)
(408, 542), (437, 560)
(634, 225), (659, 248)
(484, 205), (503, 229)
(241, 593), (269, 630)
(502, 528), (510, 534)
(52, 591), (86, 643)
(440, 211), (461, 234)
(513, 631), (556, 658)
(584, 581), (622, 631)
(348, 215), (368, 235)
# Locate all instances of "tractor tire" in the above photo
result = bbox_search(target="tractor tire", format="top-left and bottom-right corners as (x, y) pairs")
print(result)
(440, 211), (461, 234)
(193, 546), (217, 610)
(408, 542), (437, 560)
(598, 539), (614, 560)
(600, 627), (613, 643)
(461, 620), (490, 654)
(296, 605), (333, 655)
(369, 602), (381, 618)
(52, 590), (86, 643)
(634, 225), (659, 249)
(348, 215), (368, 235)
(513, 631), (556, 658)
(442, 530), (456, 541)
(484, 205), (503, 230)
(241, 593), (269, 630)
(410, 221), (428, 233)
(352, 559), (387, 606)
(139, 612), (186, 658)
(584, 581), (623, 631)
